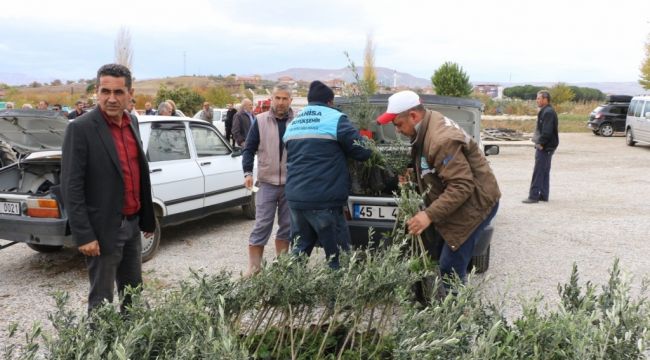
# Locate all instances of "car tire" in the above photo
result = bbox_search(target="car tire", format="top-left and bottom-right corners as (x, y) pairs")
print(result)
(626, 128), (636, 146)
(141, 217), (161, 263)
(468, 245), (490, 273)
(592, 130), (600, 136)
(599, 123), (614, 137)
(26, 243), (64, 253)
(242, 194), (256, 220)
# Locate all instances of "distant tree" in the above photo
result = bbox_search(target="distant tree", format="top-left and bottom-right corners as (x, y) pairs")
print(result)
(640, 34), (650, 90)
(569, 86), (605, 102)
(78, 78), (86, 84)
(204, 86), (237, 107)
(362, 34), (378, 95)
(431, 62), (473, 98)
(66, 80), (74, 85)
(29, 81), (42, 88)
(51, 79), (62, 86)
(86, 80), (96, 94)
(114, 26), (133, 70)
(343, 51), (375, 130)
(155, 85), (205, 115)
(0, 83), (9, 89)
(549, 82), (575, 104)
(503, 85), (544, 100)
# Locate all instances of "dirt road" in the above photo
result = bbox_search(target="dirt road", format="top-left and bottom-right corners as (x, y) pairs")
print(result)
(1, 132), (649, 346)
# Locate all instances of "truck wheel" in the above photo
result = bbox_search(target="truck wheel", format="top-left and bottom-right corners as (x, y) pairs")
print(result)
(27, 244), (63, 253)
(242, 194), (256, 220)
(141, 217), (161, 263)
(469, 246), (490, 273)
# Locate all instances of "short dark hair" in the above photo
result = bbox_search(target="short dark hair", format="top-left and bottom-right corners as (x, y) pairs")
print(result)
(537, 90), (551, 103)
(96, 63), (132, 89)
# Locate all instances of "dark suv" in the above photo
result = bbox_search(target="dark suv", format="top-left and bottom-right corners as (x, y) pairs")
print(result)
(587, 97), (631, 137)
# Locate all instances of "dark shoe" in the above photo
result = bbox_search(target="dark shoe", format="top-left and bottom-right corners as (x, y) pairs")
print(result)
(522, 198), (539, 204)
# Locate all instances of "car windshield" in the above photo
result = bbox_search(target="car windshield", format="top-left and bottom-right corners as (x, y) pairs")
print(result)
(0, 110), (68, 153)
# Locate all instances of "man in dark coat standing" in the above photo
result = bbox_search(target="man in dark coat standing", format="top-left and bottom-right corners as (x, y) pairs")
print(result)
(61, 63), (155, 313)
(523, 90), (559, 203)
(225, 104), (237, 146)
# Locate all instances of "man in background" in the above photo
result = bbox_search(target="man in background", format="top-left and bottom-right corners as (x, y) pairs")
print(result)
(144, 101), (156, 115)
(225, 104), (237, 146)
(232, 98), (254, 148)
(197, 101), (214, 122)
(68, 100), (86, 120)
(522, 90), (559, 204)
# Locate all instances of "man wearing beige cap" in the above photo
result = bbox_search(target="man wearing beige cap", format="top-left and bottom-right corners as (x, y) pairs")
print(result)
(376, 91), (501, 285)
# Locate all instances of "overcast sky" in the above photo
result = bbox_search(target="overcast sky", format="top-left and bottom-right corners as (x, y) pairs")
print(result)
(1, 0), (649, 85)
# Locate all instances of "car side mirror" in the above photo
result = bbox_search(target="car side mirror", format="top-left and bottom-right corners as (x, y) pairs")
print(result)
(231, 149), (242, 157)
(484, 144), (500, 156)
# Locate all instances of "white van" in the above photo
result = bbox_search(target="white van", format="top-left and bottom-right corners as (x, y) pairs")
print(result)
(625, 95), (650, 146)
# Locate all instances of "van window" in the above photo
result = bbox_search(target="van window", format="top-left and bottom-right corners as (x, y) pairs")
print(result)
(628, 100), (637, 116)
(642, 101), (650, 118)
(633, 101), (644, 117)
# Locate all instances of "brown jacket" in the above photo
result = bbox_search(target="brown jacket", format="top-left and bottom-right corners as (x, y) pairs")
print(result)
(413, 110), (501, 250)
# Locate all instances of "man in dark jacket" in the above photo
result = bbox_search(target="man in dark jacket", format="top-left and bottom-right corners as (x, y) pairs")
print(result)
(283, 81), (371, 269)
(523, 90), (559, 203)
(61, 63), (156, 313)
(232, 99), (254, 147)
(67, 100), (86, 120)
(225, 104), (237, 146)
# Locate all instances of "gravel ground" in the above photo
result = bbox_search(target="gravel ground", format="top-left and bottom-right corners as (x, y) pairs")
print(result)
(1, 132), (650, 350)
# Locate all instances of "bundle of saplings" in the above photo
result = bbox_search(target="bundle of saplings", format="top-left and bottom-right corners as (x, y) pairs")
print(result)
(349, 139), (411, 196)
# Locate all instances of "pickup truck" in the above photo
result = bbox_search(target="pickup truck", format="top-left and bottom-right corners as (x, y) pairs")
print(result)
(335, 94), (499, 273)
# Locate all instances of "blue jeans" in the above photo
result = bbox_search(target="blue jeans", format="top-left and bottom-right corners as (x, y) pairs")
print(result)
(529, 149), (554, 201)
(438, 202), (499, 283)
(290, 207), (350, 269)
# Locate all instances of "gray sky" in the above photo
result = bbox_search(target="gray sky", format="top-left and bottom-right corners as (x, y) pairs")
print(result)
(1, 0), (649, 85)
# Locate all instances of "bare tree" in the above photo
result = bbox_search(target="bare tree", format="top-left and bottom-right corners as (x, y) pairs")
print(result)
(363, 33), (378, 95)
(640, 33), (650, 90)
(114, 26), (133, 70)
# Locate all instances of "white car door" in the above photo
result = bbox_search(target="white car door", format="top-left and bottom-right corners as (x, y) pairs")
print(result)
(189, 123), (249, 208)
(140, 121), (204, 216)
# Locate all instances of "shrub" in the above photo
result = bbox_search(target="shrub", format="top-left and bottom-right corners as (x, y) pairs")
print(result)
(431, 62), (473, 98)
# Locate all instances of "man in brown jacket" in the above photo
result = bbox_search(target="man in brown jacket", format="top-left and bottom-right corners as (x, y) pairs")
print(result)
(377, 90), (501, 284)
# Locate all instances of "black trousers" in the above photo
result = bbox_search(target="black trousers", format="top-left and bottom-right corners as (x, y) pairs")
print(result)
(86, 216), (142, 313)
(529, 149), (554, 201)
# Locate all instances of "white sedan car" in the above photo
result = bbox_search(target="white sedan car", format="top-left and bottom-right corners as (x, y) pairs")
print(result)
(0, 110), (254, 261)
